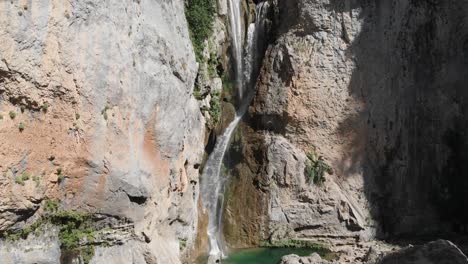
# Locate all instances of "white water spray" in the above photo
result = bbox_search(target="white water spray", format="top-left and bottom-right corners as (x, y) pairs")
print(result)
(227, 0), (243, 98)
(200, 1), (270, 260)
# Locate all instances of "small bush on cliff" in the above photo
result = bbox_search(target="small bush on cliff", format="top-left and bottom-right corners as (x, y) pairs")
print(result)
(208, 90), (221, 126)
(15, 176), (25, 185)
(41, 102), (49, 113)
(15, 172), (30, 185)
(45, 199), (60, 212)
(184, 0), (216, 62)
(9, 111), (16, 119)
(2, 202), (98, 264)
(18, 122), (25, 132)
(305, 149), (332, 185)
(56, 168), (65, 183)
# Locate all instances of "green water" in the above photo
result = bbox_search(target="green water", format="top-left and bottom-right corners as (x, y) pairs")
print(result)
(222, 247), (319, 264)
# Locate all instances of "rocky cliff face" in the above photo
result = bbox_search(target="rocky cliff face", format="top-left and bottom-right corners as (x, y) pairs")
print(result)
(2, 0), (468, 262)
(224, 0), (468, 260)
(0, 0), (206, 263)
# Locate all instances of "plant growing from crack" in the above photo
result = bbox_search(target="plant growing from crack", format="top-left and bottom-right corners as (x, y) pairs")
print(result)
(41, 102), (49, 113)
(305, 148), (332, 185)
(2, 199), (105, 264)
(184, 0), (216, 62)
(9, 111), (16, 119)
(14, 172), (30, 185)
(18, 122), (25, 132)
(56, 168), (65, 183)
(101, 105), (111, 120)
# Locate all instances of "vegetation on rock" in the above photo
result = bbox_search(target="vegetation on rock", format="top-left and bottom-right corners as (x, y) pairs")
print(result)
(184, 0), (216, 62)
(209, 90), (221, 123)
(9, 111), (16, 119)
(305, 149), (332, 185)
(41, 102), (49, 113)
(14, 172), (31, 185)
(1, 199), (104, 264)
(18, 122), (25, 132)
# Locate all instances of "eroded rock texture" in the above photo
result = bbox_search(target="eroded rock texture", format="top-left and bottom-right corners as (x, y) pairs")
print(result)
(0, 0), (205, 262)
(224, 0), (468, 261)
(377, 240), (468, 264)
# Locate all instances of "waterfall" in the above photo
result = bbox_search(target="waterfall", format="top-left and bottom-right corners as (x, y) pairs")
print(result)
(227, 0), (243, 98)
(200, 1), (271, 260)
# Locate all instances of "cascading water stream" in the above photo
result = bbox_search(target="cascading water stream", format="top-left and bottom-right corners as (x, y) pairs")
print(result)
(227, 0), (243, 99)
(200, 1), (271, 260)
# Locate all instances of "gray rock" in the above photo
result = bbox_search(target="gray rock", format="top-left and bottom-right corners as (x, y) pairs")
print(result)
(0, 228), (61, 264)
(90, 241), (148, 264)
(280, 253), (331, 264)
(377, 240), (468, 264)
(0, 0), (207, 262)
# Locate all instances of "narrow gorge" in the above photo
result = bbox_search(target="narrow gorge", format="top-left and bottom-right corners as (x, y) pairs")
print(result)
(0, 0), (468, 264)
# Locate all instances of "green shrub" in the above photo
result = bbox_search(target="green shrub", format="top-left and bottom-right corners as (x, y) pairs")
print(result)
(18, 122), (25, 132)
(0, 114), (3, 120)
(15, 176), (25, 185)
(41, 103), (49, 113)
(184, 0), (216, 62)
(9, 111), (16, 119)
(51, 211), (94, 249)
(20, 105), (26, 113)
(15, 172), (30, 185)
(101, 104), (111, 120)
(21, 172), (30, 181)
(75, 113), (80, 120)
(207, 50), (219, 77)
(179, 238), (187, 250)
(58, 174), (65, 183)
(208, 91), (221, 125)
(56, 168), (65, 183)
(45, 199), (60, 212)
(305, 150), (332, 185)
(101, 105), (110, 120)
(193, 89), (204, 100)
(2, 204), (98, 264)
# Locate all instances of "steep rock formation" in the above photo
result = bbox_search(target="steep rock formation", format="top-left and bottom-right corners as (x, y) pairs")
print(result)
(0, 0), (205, 262)
(224, 0), (468, 260)
(377, 240), (468, 264)
(224, 0), (371, 252)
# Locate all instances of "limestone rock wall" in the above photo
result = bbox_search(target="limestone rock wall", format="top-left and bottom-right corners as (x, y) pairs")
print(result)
(225, 0), (468, 259)
(0, 0), (206, 262)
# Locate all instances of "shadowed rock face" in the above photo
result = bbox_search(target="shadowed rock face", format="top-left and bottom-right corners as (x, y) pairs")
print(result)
(377, 240), (468, 264)
(0, 0), (205, 262)
(225, 0), (468, 259)
(340, 0), (468, 237)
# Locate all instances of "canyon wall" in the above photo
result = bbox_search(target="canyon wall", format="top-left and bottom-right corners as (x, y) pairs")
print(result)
(0, 0), (206, 263)
(224, 0), (468, 260)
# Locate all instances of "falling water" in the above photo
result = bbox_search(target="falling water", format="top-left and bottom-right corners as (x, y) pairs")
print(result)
(228, 0), (243, 98)
(200, 1), (270, 260)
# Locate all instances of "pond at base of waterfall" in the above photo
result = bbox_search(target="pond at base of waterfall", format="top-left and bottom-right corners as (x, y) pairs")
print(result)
(196, 247), (333, 264)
